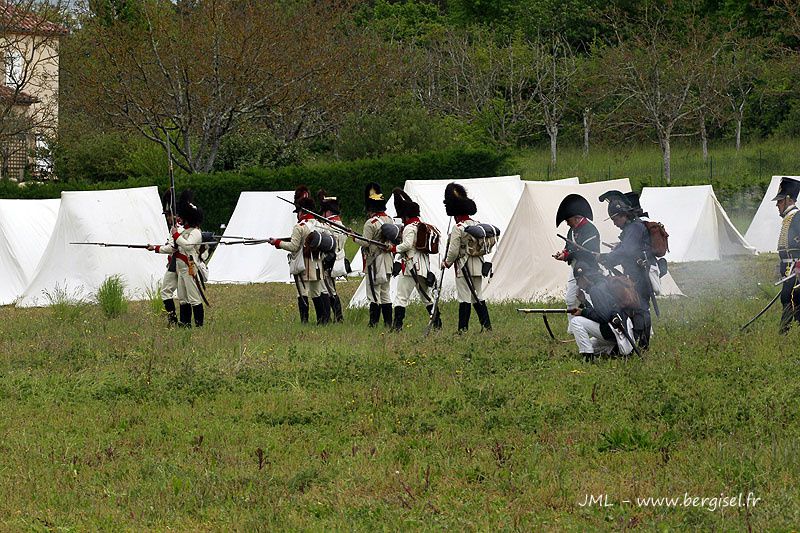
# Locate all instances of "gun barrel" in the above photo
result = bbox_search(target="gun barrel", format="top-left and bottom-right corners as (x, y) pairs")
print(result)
(516, 308), (571, 314)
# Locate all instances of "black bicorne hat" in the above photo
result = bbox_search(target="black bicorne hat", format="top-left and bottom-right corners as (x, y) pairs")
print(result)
(364, 182), (387, 212)
(177, 189), (203, 227)
(293, 185), (315, 213)
(317, 189), (340, 215)
(443, 182), (477, 217)
(556, 194), (593, 226)
(772, 177), (800, 202)
(393, 187), (420, 219)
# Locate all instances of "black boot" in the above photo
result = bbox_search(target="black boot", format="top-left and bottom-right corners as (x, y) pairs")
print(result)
(474, 300), (492, 331)
(298, 296), (309, 324)
(457, 302), (471, 333)
(163, 299), (177, 326)
(381, 303), (393, 327)
(178, 303), (192, 328)
(192, 304), (204, 327)
(581, 352), (595, 363)
(426, 304), (442, 330)
(368, 303), (381, 327)
(331, 295), (344, 323)
(392, 306), (406, 331)
(317, 294), (332, 325)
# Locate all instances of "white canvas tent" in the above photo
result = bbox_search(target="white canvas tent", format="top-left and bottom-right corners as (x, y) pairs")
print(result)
(207, 191), (296, 284)
(17, 187), (167, 307)
(744, 175), (795, 253)
(640, 185), (756, 262)
(483, 179), (683, 302)
(348, 176), (580, 308)
(0, 199), (60, 305)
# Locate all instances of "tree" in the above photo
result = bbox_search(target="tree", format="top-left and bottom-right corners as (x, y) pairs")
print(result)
(533, 34), (577, 167)
(69, 0), (402, 173)
(717, 38), (766, 152)
(600, 8), (723, 184)
(0, 0), (69, 179)
(411, 28), (543, 146)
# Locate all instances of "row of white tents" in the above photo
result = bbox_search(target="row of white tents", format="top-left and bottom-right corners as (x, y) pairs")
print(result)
(0, 176), (787, 307)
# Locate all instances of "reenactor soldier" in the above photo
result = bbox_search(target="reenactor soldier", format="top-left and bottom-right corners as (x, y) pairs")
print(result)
(773, 177), (800, 333)
(553, 193), (600, 331)
(318, 189), (345, 323)
(569, 261), (636, 362)
(441, 182), (492, 332)
(148, 190), (206, 327)
(158, 189), (180, 326)
(388, 188), (441, 331)
(598, 193), (653, 349)
(358, 183), (394, 327)
(268, 185), (331, 325)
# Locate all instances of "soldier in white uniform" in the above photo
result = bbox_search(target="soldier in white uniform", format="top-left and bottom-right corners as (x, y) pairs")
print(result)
(148, 190), (206, 327)
(268, 185), (331, 325)
(441, 183), (491, 332)
(358, 182), (394, 327)
(157, 189), (180, 326)
(388, 188), (441, 331)
(318, 189), (346, 323)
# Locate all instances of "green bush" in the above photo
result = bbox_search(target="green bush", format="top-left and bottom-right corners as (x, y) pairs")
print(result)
(0, 148), (508, 230)
(96, 275), (128, 318)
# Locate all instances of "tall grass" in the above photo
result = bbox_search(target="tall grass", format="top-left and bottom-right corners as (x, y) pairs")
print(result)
(96, 275), (128, 318)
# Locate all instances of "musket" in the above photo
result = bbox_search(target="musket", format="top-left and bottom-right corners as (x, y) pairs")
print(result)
(276, 196), (386, 247)
(774, 272), (797, 286)
(165, 130), (177, 224)
(557, 233), (623, 276)
(425, 217), (452, 337)
(70, 242), (150, 248)
(740, 291), (782, 331)
(517, 308), (572, 340)
(214, 234), (259, 240)
(516, 308), (571, 313)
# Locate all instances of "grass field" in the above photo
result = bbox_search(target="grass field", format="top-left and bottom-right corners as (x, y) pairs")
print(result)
(1, 255), (798, 530)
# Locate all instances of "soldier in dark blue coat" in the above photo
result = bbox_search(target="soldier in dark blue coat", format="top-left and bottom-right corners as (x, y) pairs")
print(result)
(598, 193), (654, 350)
(553, 194), (600, 331)
(773, 177), (800, 333)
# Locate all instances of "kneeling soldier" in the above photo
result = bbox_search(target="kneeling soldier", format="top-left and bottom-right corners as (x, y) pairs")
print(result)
(441, 182), (491, 332)
(569, 262), (635, 362)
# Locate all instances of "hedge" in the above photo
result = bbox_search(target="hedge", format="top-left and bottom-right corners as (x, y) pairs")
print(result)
(0, 148), (508, 231)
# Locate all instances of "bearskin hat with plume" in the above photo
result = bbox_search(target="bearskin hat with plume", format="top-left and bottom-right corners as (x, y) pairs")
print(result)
(393, 187), (420, 219)
(177, 189), (203, 227)
(293, 185), (315, 213)
(317, 189), (340, 215)
(364, 182), (387, 212)
(443, 182), (477, 217)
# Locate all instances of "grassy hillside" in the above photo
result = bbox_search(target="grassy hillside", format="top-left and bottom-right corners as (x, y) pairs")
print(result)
(0, 255), (797, 530)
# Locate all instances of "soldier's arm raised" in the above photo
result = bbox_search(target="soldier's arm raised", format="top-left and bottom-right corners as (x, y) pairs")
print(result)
(277, 225), (304, 253)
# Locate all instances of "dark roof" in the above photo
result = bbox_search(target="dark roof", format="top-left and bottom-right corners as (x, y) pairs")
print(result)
(0, 85), (38, 105)
(0, 2), (69, 36)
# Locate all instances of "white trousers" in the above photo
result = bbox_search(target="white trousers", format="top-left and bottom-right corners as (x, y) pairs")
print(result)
(456, 274), (483, 303)
(395, 275), (433, 307)
(176, 264), (203, 306)
(571, 316), (633, 355)
(295, 277), (324, 299)
(160, 269), (178, 300)
(565, 273), (578, 332)
(366, 266), (392, 305)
